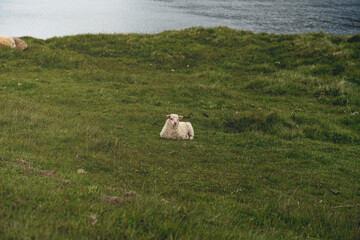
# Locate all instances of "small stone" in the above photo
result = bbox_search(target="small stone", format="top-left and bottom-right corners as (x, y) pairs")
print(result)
(329, 189), (340, 195)
(124, 191), (137, 197)
(77, 169), (87, 174)
(90, 213), (97, 226)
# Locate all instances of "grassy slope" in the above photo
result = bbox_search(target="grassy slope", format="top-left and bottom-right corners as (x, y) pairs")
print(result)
(0, 27), (359, 239)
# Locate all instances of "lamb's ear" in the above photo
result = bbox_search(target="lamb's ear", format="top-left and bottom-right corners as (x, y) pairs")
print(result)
(178, 116), (183, 119)
(166, 115), (171, 119)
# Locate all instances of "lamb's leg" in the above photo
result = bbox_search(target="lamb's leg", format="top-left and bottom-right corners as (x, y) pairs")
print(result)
(187, 122), (194, 140)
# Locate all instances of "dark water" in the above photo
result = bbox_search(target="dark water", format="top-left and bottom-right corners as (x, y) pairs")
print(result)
(160, 0), (360, 35)
(1, 0), (359, 39)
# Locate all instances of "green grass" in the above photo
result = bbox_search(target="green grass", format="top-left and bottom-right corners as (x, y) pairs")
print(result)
(0, 27), (359, 239)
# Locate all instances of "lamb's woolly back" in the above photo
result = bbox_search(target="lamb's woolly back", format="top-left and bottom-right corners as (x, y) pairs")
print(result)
(160, 114), (194, 140)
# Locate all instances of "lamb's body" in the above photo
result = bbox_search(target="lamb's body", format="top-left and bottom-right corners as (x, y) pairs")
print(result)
(0, 36), (16, 49)
(160, 114), (194, 140)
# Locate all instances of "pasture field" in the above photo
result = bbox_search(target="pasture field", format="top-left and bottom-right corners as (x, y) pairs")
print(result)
(0, 27), (359, 239)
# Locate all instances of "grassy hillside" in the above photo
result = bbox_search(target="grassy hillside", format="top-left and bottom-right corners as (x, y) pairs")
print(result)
(0, 27), (359, 239)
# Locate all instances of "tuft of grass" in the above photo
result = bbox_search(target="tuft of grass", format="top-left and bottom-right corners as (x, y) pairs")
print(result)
(223, 111), (293, 135)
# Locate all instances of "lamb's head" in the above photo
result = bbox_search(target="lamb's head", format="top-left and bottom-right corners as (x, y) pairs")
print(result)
(166, 114), (183, 128)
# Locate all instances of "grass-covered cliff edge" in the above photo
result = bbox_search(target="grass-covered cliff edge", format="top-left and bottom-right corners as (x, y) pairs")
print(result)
(0, 27), (359, 239)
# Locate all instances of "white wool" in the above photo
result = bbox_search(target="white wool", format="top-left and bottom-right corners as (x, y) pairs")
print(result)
(0, 36), (16, 49)
(160, 114), (194, 140)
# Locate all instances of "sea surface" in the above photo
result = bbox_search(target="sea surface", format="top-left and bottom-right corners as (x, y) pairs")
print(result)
(1, 0), (359, 39)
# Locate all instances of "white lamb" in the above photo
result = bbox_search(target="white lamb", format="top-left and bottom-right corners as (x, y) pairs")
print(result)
(160, 114), (194, 140)
(0, 36), (16, 49)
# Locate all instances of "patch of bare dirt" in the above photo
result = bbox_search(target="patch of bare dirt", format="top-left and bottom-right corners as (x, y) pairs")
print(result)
(39, 170), (59, 178)
(101, 195), (129, 206)
(14, 159), (32, 168)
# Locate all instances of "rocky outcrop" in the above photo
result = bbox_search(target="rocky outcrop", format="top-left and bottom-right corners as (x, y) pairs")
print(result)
(0, 36), (28, 51)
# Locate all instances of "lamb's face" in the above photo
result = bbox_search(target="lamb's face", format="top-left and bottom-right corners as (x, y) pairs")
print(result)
(167, 114), (183, 128)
